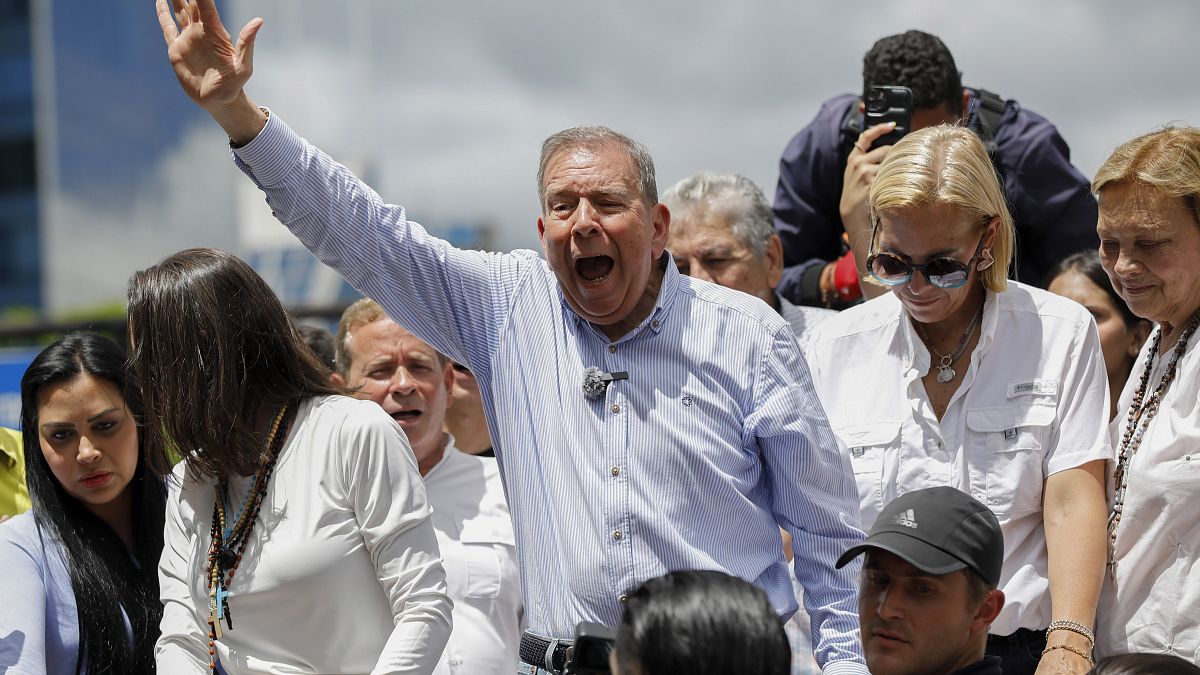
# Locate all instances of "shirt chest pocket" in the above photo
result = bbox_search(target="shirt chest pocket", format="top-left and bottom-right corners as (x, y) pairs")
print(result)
(966, 403), (1055, 518)
(443, 541), (506, 600)
(836, 421), (901, 529)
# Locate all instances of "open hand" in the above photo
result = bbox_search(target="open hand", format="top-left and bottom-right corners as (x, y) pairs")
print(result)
(156, 0), (261, 113)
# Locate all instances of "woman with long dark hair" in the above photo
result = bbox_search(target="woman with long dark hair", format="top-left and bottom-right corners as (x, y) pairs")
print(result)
(131, 248), (451, 674)
(0, 332), (165, 674)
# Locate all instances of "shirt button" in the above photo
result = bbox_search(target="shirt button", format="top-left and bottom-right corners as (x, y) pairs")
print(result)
(611, 404), (620, 414)
(651, 320), (660, 329)
(975, 494), (986, 502)
(611, 466), (621, 476)
(1185, 455), (1192, 462)
(618, 594), (628, 603)
(608, 345), (617, 353)
(612, 530), (623, 540)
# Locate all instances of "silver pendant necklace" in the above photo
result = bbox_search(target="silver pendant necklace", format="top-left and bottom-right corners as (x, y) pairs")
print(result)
(915, 303), (984, 383)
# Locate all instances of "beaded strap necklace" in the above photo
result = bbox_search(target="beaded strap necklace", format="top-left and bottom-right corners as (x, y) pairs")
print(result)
(1107, 309), (1200, 578)
(204, 403), (293, 672)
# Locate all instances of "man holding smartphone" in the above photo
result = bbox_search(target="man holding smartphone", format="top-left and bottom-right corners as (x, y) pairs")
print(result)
(772, 30), (1098, 308)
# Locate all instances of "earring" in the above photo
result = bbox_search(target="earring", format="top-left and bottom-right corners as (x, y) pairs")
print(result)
(977, 248), (995, 271)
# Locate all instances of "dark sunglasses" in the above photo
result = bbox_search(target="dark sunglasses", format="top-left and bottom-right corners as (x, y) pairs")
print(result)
(865, 228), (988, 289)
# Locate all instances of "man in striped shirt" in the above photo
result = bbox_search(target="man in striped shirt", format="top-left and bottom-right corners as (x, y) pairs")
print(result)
(156, 2), (870, 672)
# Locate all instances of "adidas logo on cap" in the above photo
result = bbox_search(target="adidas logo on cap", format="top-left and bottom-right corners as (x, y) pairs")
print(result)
(892, 508), (918, 529)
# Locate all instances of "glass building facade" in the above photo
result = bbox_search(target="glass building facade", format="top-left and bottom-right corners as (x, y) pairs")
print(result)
(0, 0), (39, 311)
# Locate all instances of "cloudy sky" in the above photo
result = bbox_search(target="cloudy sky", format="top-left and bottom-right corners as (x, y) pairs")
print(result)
(38, 0), (1200, 309)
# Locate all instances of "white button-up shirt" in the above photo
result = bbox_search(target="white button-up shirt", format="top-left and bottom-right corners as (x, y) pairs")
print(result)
(1097, 327), (1200, 661)
(426, 442), (522, 675)
(808, 283), (1111, 636)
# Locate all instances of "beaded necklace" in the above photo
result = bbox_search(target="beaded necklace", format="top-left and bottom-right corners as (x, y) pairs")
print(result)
(1107, 310), (1200, 578)
(204, 403), (293, 672)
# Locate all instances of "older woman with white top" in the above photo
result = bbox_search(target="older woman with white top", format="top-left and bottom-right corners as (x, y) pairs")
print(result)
(1093, 126), (1200, 662)
(807, 125), (1110, 675)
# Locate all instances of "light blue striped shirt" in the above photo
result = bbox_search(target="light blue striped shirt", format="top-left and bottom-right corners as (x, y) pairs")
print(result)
(232, 112), (868, 672)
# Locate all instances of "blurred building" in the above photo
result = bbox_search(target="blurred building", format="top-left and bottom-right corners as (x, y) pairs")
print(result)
(0, 0), (39, 312)
(0, 0), (502, 321)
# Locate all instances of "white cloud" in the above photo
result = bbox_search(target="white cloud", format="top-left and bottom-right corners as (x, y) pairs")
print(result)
(124, 0), (1200, 265)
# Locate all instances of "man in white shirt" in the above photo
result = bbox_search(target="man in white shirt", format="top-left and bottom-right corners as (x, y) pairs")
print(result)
(335, 298), (522, 675)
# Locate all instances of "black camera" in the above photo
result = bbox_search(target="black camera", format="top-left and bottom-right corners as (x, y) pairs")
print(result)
(863, 85), (913, 150)
(565, 622), (617, 675)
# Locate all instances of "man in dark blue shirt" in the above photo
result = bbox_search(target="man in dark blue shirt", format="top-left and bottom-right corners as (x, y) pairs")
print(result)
(773, 30), (1098, 308)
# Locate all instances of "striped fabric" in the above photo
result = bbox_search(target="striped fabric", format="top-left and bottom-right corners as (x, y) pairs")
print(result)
(232, 112), (868, 673)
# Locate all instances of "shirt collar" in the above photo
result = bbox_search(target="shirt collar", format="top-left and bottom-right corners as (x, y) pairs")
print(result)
(422, 434), (457, 480)
(560, 251), (679, 340)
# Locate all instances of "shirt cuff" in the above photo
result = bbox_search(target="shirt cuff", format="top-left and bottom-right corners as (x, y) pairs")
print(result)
(231, 108), (305, 188)
(822, 659), (871, 675)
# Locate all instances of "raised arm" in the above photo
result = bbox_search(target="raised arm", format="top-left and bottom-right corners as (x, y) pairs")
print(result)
(155, 0), (267, 145)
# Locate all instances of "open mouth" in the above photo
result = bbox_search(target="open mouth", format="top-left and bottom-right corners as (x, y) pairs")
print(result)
(575, 256), (614, 283)
(391, 410), (421, 423)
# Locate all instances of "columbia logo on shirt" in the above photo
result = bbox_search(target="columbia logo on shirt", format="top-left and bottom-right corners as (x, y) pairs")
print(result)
(892, 509), (918, 529)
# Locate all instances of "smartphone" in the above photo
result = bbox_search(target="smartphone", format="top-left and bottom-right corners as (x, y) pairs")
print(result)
(566, 622), (617, 675)
(863, 85), (913, 150)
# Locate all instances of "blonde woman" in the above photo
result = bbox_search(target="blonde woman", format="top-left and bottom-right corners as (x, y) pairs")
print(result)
(808, 125), (1109, 675)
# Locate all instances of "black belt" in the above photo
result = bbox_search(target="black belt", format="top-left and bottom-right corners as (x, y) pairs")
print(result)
(520, 632), (572, 673)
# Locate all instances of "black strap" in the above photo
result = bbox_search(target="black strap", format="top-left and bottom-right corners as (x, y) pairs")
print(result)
(967, 87), (1011, 193)
(972, 87), (1007, 153)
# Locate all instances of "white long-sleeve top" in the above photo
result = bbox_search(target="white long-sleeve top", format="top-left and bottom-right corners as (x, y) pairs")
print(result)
(155, 395), (453, 674)
(425, 443), (521, 675)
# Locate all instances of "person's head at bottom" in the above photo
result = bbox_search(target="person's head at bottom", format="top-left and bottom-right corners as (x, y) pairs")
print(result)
(608, 570), (789, 675)
(1090, 653), (1200, 675)
(837, 487), (1005, 675)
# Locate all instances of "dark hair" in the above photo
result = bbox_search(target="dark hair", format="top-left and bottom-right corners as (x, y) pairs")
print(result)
(20, 332), (165, 674)
(963, 568), (994, 608)
(616, 570), (789, 675)
(1090, 653), (1200, 675)
(1044, 250), (1143, 327)
(127, 248), (341, 479)
(863, 30), (963, 115)
(297, 322), (337, 370)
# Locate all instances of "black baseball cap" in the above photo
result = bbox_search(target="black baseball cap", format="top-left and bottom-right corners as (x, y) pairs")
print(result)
(836, 486), (1004, 587)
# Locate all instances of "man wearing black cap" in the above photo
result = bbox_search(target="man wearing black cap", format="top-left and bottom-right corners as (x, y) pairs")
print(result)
(838, 487), (1006, 675)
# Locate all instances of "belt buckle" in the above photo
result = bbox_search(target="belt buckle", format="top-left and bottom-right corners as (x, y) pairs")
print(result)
(543, 637), (561, 672)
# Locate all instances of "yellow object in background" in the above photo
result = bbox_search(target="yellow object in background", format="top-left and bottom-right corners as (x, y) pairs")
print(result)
(0, 427), (31, 518)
